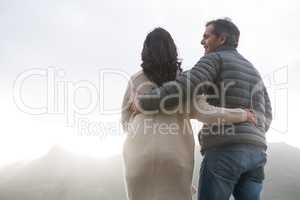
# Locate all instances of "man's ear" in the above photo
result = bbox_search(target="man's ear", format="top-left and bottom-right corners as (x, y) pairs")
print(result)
(218, 34), (226, 45)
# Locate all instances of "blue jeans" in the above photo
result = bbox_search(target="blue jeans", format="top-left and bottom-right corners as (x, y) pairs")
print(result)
(197, 144), (267, 200)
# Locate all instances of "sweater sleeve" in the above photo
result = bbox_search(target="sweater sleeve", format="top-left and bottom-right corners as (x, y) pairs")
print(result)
(138, 53), (222, 112)
(121, 79), (134, 133)
(189, 96), (247, 124)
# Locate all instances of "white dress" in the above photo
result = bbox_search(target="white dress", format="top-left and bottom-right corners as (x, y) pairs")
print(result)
(121, 71), (247, 200)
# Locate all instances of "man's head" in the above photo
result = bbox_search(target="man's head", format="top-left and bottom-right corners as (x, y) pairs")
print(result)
(201, 18), (240, 55)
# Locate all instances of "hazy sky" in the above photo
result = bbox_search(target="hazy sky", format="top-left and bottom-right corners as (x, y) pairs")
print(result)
(1, 0), (299, 167)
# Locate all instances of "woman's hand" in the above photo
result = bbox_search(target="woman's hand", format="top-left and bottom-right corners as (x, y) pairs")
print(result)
(245, 109), (257, 124)
(129, 92), (142, 117)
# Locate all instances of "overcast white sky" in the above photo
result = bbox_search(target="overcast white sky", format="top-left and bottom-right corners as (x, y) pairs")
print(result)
(0, 0), (299, 167)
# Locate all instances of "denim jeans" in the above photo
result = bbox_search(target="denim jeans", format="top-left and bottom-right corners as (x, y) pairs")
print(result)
(197, 144), (267, 200)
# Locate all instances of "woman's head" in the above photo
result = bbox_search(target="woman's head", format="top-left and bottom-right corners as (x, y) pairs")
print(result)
(141, 27), (182, 86)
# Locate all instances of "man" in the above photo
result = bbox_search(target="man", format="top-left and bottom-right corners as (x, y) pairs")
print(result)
(132, 19), (272, 200)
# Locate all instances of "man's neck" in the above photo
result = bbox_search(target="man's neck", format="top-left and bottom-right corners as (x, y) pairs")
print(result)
(215, 45), (237, 52)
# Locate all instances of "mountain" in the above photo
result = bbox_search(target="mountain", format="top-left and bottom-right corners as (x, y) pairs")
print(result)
(0, 145), (126, 200)
(263, 143), (300, 200)
(0, 143), (299, 200)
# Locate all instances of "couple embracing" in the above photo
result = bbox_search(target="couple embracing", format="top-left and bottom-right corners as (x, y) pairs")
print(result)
(121, 18), (272, 200)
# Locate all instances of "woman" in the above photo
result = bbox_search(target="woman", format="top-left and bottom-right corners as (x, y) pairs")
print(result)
(121, 28), (254, 200)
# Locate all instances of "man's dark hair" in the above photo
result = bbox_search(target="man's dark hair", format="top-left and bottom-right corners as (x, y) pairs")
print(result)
(141, 27), (182, 86)
(206, 18), (240, 48)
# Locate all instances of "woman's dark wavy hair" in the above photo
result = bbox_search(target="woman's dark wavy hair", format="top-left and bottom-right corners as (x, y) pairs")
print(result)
(141, 27), (182, 86)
